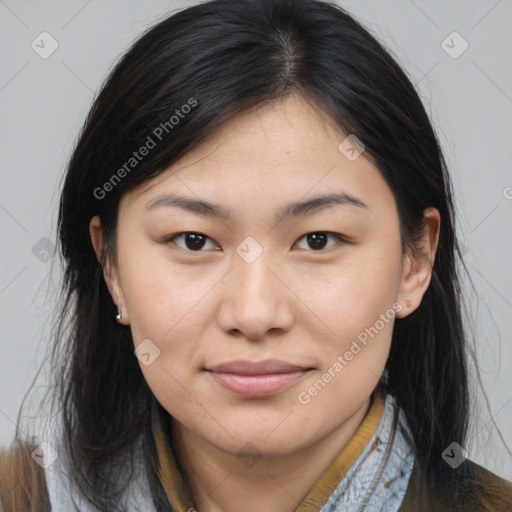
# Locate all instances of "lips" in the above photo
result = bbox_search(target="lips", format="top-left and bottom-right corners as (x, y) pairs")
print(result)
(208, 359), (308, 375)
(205, 359), (312, 398)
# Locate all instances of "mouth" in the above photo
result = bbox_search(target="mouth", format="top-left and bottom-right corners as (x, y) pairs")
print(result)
(204, 359), (314, 398)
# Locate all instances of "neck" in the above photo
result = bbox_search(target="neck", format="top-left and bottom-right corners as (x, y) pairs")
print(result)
(170, 397), (371, 512)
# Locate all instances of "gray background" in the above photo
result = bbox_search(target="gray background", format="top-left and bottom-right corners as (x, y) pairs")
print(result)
(1, 0), (511, 480)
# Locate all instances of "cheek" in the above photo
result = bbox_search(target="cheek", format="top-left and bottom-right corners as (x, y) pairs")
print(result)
(117, 249), (215, 391)
(295, 268), (397, 411)
(118, 243), (210, 340)
(292, 242), (401, 406)
(295, 243), (402, 340)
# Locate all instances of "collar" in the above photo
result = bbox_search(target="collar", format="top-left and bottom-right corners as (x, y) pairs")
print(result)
(152, 391), (386, 511)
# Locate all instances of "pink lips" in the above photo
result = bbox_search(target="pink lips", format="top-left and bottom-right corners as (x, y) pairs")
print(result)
(206, 359), (311, 398)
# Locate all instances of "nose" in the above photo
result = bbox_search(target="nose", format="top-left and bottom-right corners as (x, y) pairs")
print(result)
(216, 255), (294, 341)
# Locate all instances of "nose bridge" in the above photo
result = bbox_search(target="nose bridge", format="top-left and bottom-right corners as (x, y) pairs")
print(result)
(233, 241), (280, 306)
(218, 238), (293, 338)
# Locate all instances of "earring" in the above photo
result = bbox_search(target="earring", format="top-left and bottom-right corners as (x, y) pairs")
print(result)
(116, 307), (122, 322)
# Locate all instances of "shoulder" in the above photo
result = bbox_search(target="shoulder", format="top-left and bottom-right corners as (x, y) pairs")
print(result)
(400, 458), (512, 511)
(0, 441), (51, 512)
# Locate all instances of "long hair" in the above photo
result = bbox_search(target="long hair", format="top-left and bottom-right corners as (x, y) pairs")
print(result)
(3, 0), (493, 509)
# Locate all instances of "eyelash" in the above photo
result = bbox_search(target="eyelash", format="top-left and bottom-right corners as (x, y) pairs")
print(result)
(164, 231), (347, 253)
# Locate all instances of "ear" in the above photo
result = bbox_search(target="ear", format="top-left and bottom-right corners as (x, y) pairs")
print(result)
(395, 207), (441, 319)
(89, 215), (130, 325)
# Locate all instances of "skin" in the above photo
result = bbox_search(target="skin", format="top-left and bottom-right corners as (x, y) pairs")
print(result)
(90, 94), (440, 512)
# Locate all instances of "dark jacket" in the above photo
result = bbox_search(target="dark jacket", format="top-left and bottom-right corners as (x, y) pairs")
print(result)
(399, 457), (512, 511)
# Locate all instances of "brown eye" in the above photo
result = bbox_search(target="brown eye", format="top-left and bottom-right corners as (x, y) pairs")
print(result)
(295, 232), (343, 251)
(167, 232), (218, 251)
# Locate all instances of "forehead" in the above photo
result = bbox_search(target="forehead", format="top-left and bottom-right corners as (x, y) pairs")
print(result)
(163, 95), (348, 172)
(124, 94), (394, 217)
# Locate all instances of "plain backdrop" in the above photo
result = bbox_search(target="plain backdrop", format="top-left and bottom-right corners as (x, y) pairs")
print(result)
(1, 0), (511, 480)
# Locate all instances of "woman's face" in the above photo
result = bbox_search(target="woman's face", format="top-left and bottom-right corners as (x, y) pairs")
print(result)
(91, 94), (438, 458)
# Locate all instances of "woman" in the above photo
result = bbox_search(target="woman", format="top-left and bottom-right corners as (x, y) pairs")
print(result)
(1, 0), (511, 510)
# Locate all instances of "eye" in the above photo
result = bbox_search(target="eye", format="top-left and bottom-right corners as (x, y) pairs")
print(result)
(294, 231), (344, 251)
(166, 232), (219, 251)
(165, 231), (346, 252)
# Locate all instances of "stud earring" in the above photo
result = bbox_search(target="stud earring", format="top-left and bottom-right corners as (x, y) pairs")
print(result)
(116, 307), (122, 322)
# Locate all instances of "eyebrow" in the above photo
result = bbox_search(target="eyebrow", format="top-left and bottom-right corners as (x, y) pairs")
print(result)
(144, 191), (369, 223)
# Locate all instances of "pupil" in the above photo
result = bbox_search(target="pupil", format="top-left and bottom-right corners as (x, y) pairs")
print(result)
(308, 232), (327, 250)
(185, 233), (205, 250)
